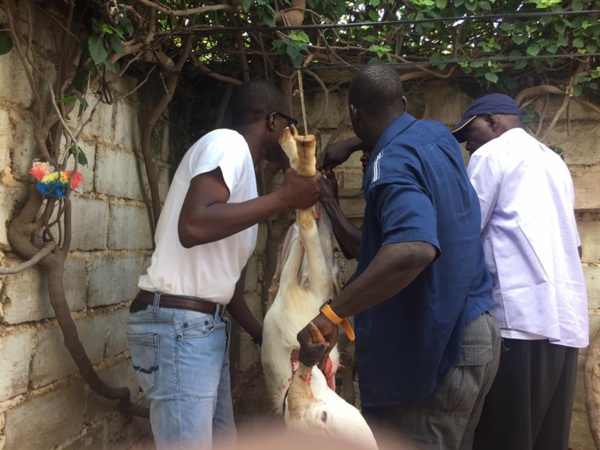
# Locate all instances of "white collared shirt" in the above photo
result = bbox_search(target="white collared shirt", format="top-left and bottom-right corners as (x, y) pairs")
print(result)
(468, 128), (588, 348)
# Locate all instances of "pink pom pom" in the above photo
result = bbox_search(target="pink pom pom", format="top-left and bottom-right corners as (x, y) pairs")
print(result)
(63, 170), (83, 189)
(29, 161), (54, 181)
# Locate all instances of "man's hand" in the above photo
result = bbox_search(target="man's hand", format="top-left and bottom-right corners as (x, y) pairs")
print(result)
(318, 169), (339, 205)
(321, 137), (363, 170)
(297, 314), (339, 367)
(278, 169), (322, 210)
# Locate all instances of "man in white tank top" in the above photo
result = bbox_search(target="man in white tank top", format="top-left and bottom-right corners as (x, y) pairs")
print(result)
(452, 93), (588, 450)
(128, 81), (321, 449)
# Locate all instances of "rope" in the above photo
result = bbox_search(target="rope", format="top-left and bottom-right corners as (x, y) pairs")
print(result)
(297, 69), (308, 136)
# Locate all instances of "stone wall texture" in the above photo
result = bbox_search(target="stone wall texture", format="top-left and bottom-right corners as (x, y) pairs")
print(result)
(0, 4), (167, 449)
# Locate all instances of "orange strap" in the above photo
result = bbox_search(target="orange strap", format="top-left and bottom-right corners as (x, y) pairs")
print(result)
(320, 304), (355, 342)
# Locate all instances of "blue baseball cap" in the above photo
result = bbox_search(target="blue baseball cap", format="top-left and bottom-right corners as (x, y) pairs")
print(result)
(451, 93), (522, 143)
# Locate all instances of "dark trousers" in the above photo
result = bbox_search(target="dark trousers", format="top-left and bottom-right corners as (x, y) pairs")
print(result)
(473, 338), (578, 450)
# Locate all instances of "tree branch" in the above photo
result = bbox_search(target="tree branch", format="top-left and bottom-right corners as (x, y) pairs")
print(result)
(135, 0), (240, 16)
(0, 242), (57, 274)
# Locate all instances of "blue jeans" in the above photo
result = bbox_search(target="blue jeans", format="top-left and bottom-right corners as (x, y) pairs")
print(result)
(127, 293), (235, 450)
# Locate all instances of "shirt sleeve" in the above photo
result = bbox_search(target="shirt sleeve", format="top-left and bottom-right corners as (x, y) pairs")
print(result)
(368, 176), (440, 254)
(467, 152), (502, 231)
(187, 133), (247, 194)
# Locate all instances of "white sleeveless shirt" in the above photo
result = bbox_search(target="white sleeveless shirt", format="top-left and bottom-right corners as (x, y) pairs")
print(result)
(138, 129), (258, 305)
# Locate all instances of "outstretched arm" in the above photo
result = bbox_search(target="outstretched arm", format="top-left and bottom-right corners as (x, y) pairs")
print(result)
(296, 241), (436, 365)
(178, 168), (320, 247)
(321, 136), (363, 170)
(319, 172), (361, 260)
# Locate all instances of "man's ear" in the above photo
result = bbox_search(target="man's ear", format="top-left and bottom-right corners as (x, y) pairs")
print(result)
(349, 104), (359, 122)
(265, 112), (276, 131)
(401, 96), (408, 111)
(485, 113), (497, 129)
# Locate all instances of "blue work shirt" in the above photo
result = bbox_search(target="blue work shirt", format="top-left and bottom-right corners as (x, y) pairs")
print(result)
(355, 113), (493, 407)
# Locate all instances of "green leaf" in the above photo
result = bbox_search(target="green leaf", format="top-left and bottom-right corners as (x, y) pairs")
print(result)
(273, 39), (287, 54)
(514, 59), (527, 70)
(526, 44), (540, 56)
(108, 34), (124, 54)
(88, 35), (107, 64)
(587, 44), (598, 53)
(500, 22), (513, 32)
(119, 14), (134, 37)
(572, 85), (582, 97)
(572, 0), (583, 11)
(465, 1), (477, 12)
(0, 29), (13, 55)
(69, 146), (89, 167)
(58, 96), (77, 104)
(368, 10), (379, 21)
(573, 37), (584, 48)
(479, 1), (492, 11)
(554, 21), (567, 35)
(556, 35), (568, 47)
(485, 72), (499, 83)
(104, 60), (118, 73)
(435, 0), (447, 9)
(370, 0), (381, 6)
(72, 69), (89, 93)
(513, 34), (527, 45)
(77, 96), (89, 108)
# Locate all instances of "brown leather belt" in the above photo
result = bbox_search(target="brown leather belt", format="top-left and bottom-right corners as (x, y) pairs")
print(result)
(130, 290), (225, 316)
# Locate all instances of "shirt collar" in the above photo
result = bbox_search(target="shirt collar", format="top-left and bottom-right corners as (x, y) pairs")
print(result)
(363, 113), (417, 190)
(372, 113), (417, 157)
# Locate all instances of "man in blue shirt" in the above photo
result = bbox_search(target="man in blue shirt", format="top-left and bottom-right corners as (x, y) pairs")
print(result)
(297, 64), (500, 450)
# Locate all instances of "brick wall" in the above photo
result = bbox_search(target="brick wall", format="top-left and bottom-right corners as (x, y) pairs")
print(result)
(0, 6), (170, 449)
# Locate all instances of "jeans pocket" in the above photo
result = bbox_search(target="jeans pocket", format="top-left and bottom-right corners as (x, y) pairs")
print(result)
(128, 333), (160, 395)
(182, 315), (216, 339)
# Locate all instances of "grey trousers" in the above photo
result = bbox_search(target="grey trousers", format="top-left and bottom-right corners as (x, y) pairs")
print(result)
(363, 312), (501, 450)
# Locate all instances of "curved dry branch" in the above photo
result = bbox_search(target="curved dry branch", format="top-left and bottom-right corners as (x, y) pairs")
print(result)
(135, 0), (241, 16)
(141, 37), (194, 227)
(400, 66), (457, 82)
(189, 53), (243, 86)
(304, 69), (329, 129)
(515, 85), (564, 105)
(540, 94), (570, 142)
(0, 242), (56, 274)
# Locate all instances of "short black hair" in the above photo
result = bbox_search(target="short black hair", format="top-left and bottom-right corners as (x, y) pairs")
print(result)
(348, 64), (405, 119)
(229, 80), (288, 127)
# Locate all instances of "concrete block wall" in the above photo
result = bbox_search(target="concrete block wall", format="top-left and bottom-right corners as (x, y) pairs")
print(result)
(306, 83), (600, 449)
(0, 4), (169, 449)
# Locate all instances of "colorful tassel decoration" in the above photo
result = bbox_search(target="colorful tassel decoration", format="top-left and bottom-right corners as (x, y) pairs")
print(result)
(29, 161), (83, 198)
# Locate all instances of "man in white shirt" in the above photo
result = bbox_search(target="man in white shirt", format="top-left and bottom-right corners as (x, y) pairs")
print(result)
(128, 80), (321, 450)
(451, 93), (588, 450)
